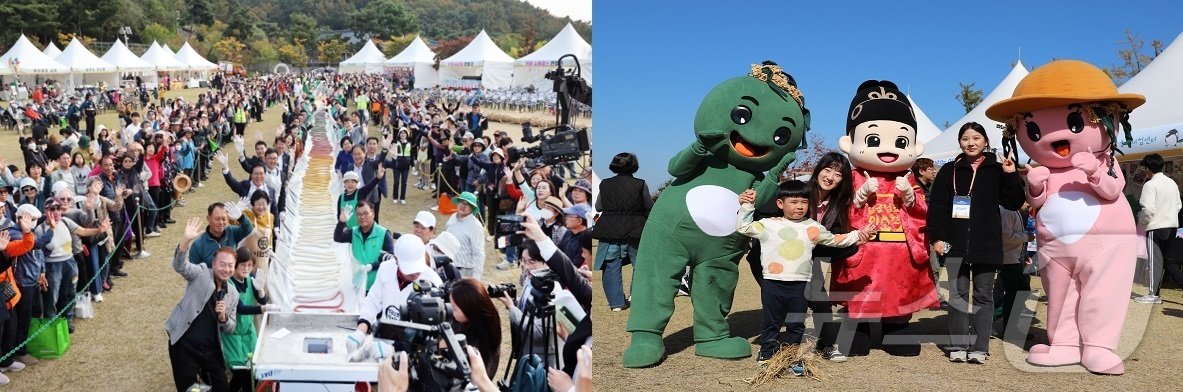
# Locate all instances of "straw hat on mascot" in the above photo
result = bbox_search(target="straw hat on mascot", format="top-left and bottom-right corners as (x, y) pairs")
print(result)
(621, 61), (810, 368)
(986, 60), (1143, 375)
(833, 80), (936, 357)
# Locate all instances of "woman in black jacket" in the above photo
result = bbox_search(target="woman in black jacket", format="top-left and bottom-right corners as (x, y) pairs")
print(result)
(927, 122), (1024, 363)
(593, 153), (652, 311)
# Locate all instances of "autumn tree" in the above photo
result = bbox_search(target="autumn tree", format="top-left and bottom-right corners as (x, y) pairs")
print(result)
(211, 37), (246, 64)
(56, 32), (97, 48)
(784, 133), (830, 179)
(381, 34), (418, 57)
(955, 82), (983, 113)
(432, 36), (472, 61)
(1103, 30), (1164, 84)
(141, 22), (175, 46)
(278, 39), (309, 66)
(316, 39), (348, 64)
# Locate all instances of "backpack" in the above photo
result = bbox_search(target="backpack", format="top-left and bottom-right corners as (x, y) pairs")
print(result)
(507, 354), (547, 392)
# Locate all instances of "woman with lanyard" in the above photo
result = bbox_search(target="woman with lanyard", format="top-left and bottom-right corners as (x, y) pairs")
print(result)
(237, 190), (275, 279)
(927, 122), (1024, 364)
(388, 127), (414, 205)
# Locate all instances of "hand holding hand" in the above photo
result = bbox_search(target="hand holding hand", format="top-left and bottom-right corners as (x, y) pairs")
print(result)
(738, 189), (757, 205)
(857, 223), (877, 243)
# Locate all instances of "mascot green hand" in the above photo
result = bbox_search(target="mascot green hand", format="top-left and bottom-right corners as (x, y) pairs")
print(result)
(622, 61), (810, 368)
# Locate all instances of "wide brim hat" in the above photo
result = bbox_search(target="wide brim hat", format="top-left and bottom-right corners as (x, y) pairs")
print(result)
(986, 60), (1145, 122)
(173, 173), (192, 193)
(452, 192), (481, 212)
(428, 232), (461, 262)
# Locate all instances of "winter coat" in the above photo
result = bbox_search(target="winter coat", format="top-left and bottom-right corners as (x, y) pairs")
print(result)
(927, 152), (1025, 265)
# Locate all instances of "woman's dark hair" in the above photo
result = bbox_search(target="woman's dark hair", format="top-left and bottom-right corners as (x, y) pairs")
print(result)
(235, 247), (254, 267)
(339, 137), (352, 149)
(250, 190), (270, 206)
(449, 278), (502, 378)
(806, 152), (853, 231)
(518, 240), (544, 264)
(72, 152), (86, 166)
(609, 152), (639, 175)
(958, 122), (990, 147)
(777, 180), (811, 201)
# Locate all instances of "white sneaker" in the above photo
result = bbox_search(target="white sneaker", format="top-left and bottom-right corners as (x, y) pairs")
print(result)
(1, 361), (25, 372)
(14, 355), (37, 366)
(0, 372), (8, 385)
(400, 200), (406, 205)
(967, 352), (988, 364)
(93, 293), (104, 303)
(135, 250), (152, 259)
(198, 182), (205, 188)
(430, 206), (439, 211)
(1133, 295), (1162, 304)
(949, 350), (967, 362)
(145, 231), (161, 238)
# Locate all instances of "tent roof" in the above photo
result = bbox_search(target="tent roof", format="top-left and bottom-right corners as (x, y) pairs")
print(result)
(341, 40), (387, 65)
(443, 30), (514, 65)
(140, 41), (188, 71)
(173, 42), (217, 70)
(56, 38), (116, 73)
(100, 40), (155, 72)
(161, 44), (175, 56)
(0, 34), (71, 75)
(386, 36), (436, 64)
(42, 42), (62, 59)
(909, 94), (942, 144)
(922, 60), (1030, 162)
(1119, 31), (1183, 129)
(517, 23), (591, 65)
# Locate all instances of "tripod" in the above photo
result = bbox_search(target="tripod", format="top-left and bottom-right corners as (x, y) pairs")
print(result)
(500, 295), (562, 389)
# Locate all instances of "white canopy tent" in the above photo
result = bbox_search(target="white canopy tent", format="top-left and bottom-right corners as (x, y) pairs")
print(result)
(910, 94), (942, 144)
(385, 36), (439, 88)
(100, 39), (155, 89)
(1111, 31), (1183, 161)
(0, 34), (71, 90)
(339, 40), (387, 74)
(515, 23), (596, 88)
(56, 38), (118, 90)
(440, 30), (515, 89)
(140, 41), (187, 88)
(512, 23), (592, 89)
(42, 42), (62, 59)
(922, 60), (1030, 164)
(173, 42), (218, 84)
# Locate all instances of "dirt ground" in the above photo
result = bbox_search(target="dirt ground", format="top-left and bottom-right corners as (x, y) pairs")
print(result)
(593, 257), (1183, 390)
(0, 88), (586, 391)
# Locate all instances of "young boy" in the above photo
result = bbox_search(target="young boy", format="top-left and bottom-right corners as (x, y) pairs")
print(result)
(737, 181), (873, 373)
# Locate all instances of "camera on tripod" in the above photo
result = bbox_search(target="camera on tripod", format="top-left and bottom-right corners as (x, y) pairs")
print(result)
(513, 122), (588, 167)
(486, 282), (518, 299)
(373, 280), (472, 392)
(526, 269), (558, 312)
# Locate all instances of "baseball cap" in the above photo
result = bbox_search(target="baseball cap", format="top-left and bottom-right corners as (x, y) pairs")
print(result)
(414, 211), (436, 228)
(394, 236), (427, 275)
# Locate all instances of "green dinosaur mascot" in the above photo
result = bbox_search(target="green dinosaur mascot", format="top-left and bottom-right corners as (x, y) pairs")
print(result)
(623, 61), (810, 368)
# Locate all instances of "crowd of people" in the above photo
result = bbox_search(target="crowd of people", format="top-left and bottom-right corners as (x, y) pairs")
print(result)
(0, 69), (595, 392)
(600, 121), (1183, 370)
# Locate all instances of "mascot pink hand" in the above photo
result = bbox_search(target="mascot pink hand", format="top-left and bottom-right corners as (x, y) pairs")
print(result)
(1025, 165), (1050, 192)
(1070, 151), (1099, 176)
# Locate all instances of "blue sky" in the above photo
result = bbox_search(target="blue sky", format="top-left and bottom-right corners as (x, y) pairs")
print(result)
(592, 1), (1183, 187)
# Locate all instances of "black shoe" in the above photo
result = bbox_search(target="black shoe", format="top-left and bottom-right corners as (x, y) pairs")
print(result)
(112, 271), (129, 277)
(119, 254), (132, 260)
(165, 219), (177, 224)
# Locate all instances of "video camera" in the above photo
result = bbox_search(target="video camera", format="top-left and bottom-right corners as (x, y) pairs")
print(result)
(526, 269), (558, 314)
(374, 280), (472, 392)
(510, 122), (589, 167)
(486, 282), (518, 300)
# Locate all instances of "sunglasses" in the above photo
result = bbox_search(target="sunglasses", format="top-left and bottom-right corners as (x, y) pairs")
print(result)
(21, 187), (36, 192)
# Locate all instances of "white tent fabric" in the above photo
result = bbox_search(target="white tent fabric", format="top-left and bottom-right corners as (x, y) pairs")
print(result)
(162, 44), (176, 57)
(922, 60), (1030, 164)
(57, 38), (118, 89)
(440, 30), (515, 89)
(1120, 32), (1183, 130)
(339, 40), (387, 74)
(173, 42), (218, 71)
(101, 40), (155, 73)
(42, 42), (62, 59)
(909, 94), (942, 144)
(140, 41), (188, 71)
(513, 23), (592, 88)
(0, 34), (71, 76)
(385, 36), (439, 88)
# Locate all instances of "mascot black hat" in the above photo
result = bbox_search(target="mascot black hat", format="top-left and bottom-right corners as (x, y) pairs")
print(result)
(846, 80), (916, 134)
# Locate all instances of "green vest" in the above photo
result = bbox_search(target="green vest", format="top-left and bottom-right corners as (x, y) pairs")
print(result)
(339, 192), (360, 228)
(221, 278), (258, 368)
(351, 224), (388, 291)
(234, 108), (247, 123)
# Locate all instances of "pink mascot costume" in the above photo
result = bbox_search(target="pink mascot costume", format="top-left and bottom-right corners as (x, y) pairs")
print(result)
(834, 80), (937, 356)
(986, 60), (1145, 375)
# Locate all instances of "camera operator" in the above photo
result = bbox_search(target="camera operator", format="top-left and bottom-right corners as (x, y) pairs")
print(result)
(352, 236), (444, 338)
(448, 278), (502, 378)
(496, 214), (591, 374)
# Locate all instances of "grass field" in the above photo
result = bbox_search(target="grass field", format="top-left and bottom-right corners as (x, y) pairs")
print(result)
(0, 87), (588, 391)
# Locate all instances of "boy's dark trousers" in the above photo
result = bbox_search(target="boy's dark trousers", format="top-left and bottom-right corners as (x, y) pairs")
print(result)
(758, 279), (808, 360)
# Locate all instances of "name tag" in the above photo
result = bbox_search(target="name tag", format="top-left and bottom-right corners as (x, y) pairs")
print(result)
(952, 196), (971, 219)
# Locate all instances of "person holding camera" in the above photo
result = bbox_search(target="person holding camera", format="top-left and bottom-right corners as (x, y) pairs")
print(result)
(497, 214), (591, 373)
(352, 236), (443, 339)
